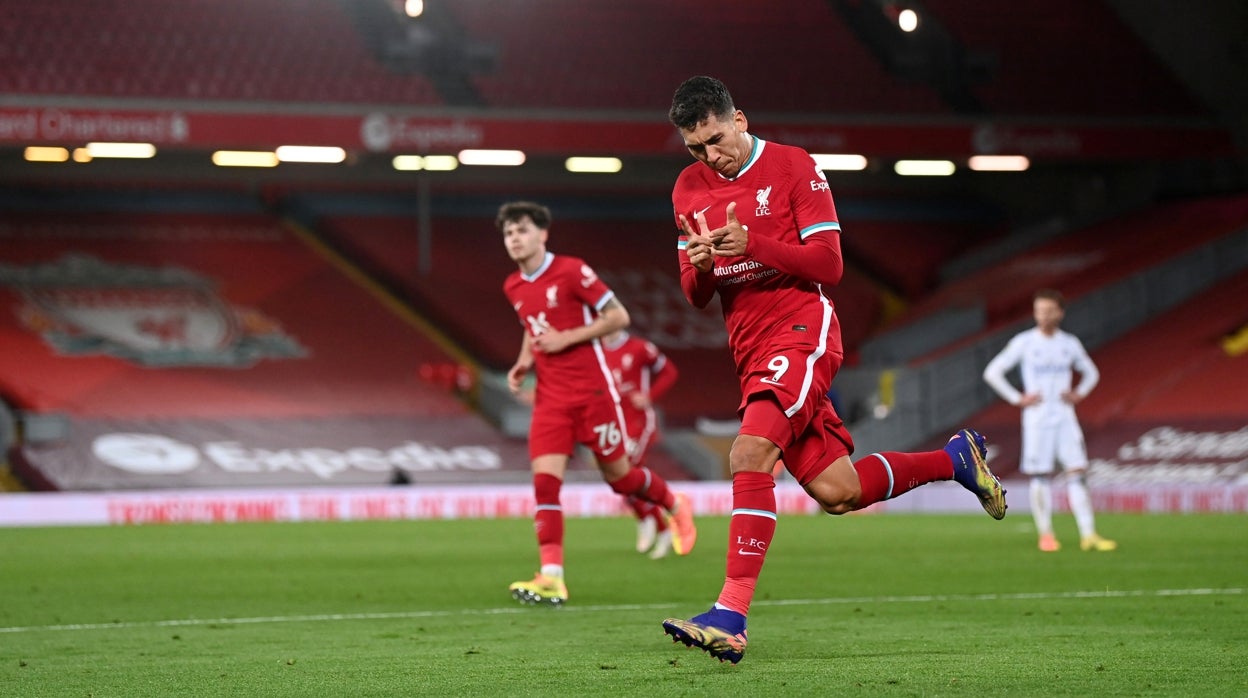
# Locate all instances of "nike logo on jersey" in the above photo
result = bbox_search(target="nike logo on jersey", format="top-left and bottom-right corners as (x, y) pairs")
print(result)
(695, 205), (711, 219)
(737, 549), (763, 556)
(759, 378), (784, 386)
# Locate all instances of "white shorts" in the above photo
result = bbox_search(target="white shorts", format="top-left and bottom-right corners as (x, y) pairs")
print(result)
(1019, 416), (1089, 476)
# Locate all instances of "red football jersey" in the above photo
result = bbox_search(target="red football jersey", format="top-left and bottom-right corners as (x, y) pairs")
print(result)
(602, 331), (676, 439)
(673, 137), (843, 363)
(504, 252), (619, 405)
(602, 331), (678, 465)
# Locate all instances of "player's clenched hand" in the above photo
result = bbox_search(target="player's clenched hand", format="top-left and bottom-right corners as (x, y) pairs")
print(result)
(679, 212), (715, 272)
(710, 202), (748, 257)
(532, 330), (571, 354)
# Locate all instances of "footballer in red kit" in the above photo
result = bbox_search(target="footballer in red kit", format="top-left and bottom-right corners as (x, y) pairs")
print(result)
(673, 136), (845, 372)
(603, 331), (679, 467)
(498, 201), (697, 608)
(674, 126), (851, 485)
(660, 77), (1007, 664)
(602, 330), (680, 558)
(503, 253), (627, 459)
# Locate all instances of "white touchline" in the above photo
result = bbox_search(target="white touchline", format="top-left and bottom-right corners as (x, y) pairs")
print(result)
(0, 588), (1240, 634)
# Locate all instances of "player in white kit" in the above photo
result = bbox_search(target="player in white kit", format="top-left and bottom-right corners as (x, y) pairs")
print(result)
(984, 289), (1117, 552)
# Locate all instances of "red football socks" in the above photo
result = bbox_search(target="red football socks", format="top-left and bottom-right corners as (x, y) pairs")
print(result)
(609, 466), (676, 511)
(626, 497), (667, 531)
(627, 496), (652, 519)
(533, 473), (564, 567)
(716, 470), (777, 616)
(852, 450), (954, 508)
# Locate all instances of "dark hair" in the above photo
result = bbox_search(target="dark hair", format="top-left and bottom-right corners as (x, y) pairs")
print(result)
(669, 76), (735, 131)
(496, 201), (552, 232)
(1034, 288), (1066, 308)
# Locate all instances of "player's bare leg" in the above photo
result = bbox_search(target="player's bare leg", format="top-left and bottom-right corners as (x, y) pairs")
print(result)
(803, 428), (1005, 518)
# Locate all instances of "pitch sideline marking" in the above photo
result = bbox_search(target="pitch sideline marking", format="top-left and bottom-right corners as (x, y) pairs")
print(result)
(0, 587), (1240, 635)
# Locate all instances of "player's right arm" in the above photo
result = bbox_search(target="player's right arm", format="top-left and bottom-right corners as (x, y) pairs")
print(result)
(508, 332), (535, 395)
(728, 206), (844, 287)
(983, 334), (1026, 405)
(677, 212), (718, 309)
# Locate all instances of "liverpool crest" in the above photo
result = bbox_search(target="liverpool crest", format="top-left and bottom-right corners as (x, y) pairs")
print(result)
(0, 255), (306, 367)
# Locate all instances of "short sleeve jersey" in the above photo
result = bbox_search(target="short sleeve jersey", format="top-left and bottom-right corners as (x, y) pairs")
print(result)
(673, 136), (842, 359)
(603, 332), (668, 427)
(604, 333), (666, 399)
(503, 252), (618, 405)
(602, 331), (671, 456)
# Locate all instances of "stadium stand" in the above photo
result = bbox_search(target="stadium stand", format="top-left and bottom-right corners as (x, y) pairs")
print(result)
(0, 207), (702, 490)
(845, 192), (1248, 463)
(921, 0), (1207, 117)
(0, 0), (441, 104)
(313, 209), (736, 425)
(862, 192), (1248, 365)
(445, 0), (950, 114)
(0, 0), (1214, 121)
(1076, 272), (1248, 428)
(0, 0), (1242, 498)
(0, 210), (462, 418)
(311, 202), (897, 426)
(842, 216), (1007, 301)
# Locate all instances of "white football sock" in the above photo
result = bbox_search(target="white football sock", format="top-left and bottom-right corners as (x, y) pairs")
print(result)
(540, 564), (564, 579)
(1030, 476), (1054, 536)
(1067, 473), (1097, 539)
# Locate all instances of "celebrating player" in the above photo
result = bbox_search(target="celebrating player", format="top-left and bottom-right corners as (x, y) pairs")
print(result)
(984, 289), (1116, 553)
(499, 201), (697, 607)
(659, 76), (1007, 663)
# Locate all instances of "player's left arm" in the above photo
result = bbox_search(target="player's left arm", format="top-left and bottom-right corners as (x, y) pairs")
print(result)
(747, 226), (843, 286)
(646, 345), (679, 402)
(1066, 337), (1100, 402)
(713, 153), (844, 286)
(532, 294), (630, 354)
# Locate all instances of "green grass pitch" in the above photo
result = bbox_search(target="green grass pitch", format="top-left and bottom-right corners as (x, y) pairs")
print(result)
(1, 512), (1244, 696)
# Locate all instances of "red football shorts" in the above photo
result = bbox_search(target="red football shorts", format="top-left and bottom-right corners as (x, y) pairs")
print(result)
(740, 396), (853, 485)
(735, 331), (854, 485)
(527, 395), (629, 463)
(621, 406), (657, 467)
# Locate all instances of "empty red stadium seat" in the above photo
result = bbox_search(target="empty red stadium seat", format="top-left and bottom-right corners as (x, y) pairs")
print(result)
(0, 0), (442, 105)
